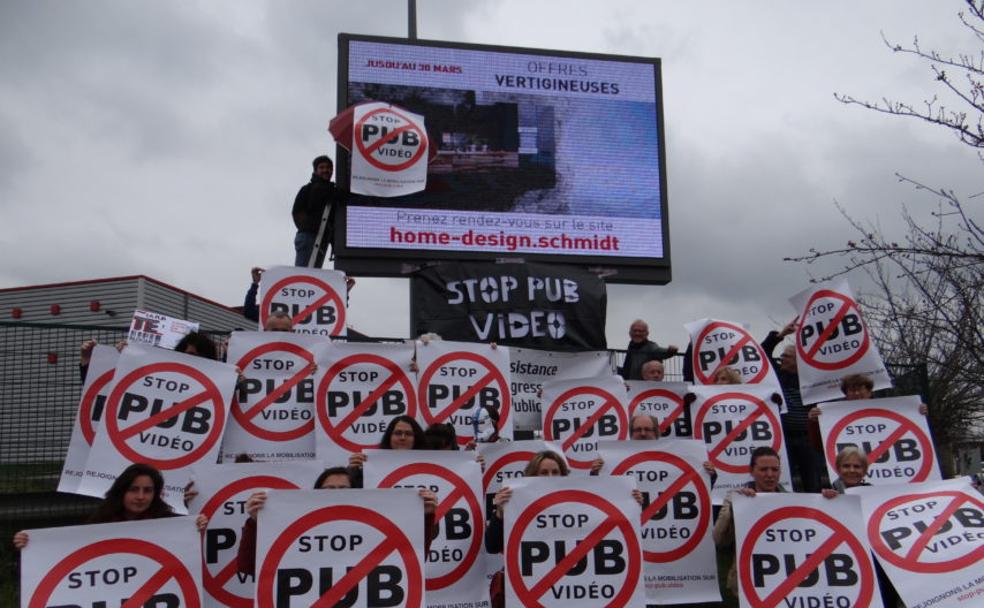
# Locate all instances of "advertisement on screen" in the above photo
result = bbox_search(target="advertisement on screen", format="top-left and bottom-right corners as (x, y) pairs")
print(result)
(336, 35), (670, 284)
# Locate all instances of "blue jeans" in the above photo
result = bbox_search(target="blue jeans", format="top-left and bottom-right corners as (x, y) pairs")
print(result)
(294, 231), (325, 268)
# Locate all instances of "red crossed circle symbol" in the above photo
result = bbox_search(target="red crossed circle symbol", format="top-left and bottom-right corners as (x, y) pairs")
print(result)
(825, 408), (935, 482)
(317, 353), (418, 452)
(256, 505), (423, 608)
(377, 462), (484, 590)
(354, 107), (429, 171)
(797, 290), (870, 370)
(199, 475), (302, 607)
(693, 392), (782, 474)
(30, 537), (201, 608)
(627, 388), (686, 436)
(105, 362), (227, 470)
(739, 506), (874, 608)
(80, 368), (115, 445)
(868, 490), (984, 572)
(417, 351), (511, 445)
(233, 342), (315, 441)
(260, 275), (346, 335)
(543, 386), (628, 470)
(610, 451), (711, 562)
(482, 450), (538, 495)
(693, 321), (770, 384)
(506, 489), (641, 608)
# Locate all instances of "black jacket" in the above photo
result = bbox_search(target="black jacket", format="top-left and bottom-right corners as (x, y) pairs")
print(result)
(292, 175), (338, 234)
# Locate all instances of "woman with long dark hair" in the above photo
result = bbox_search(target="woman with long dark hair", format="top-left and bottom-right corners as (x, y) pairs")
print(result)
(347, 415), (427, 485)
(14, 463), (204, 548)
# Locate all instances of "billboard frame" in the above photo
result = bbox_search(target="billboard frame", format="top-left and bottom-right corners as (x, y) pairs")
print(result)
(333, 33), (671, 285)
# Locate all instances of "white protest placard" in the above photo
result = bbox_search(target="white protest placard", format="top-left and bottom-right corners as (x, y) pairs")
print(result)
(128, 309), (199, 350)
(477, 440), (566, 582)
(850, 479), (984, 608)
(790, 279), (892, 404)
(315, 341), (418, 462)
(350, 101), (429, 197)
(21, 516), (204, 607)
(78, 343), (238, 512)
(509, 347), (613, 431)
(59, 344), (120, 493)
(503, 476), (645, 608)
(258, 265), (348, 337)
(363, 450), (488, 608)
(732, 492), (883, 608)
(541, 376), (628, 474)
(685, 318), (781, 387)
(690, 385), (791, 502)
(819, 395), (940, 485)
(598, 439), (720, 603)
(416, 340), (512, 444)
(223, 331), (330, 462)
(255, 489), (425, 607)
(623, 380), (693, 438)
(186, 461), (324, 608)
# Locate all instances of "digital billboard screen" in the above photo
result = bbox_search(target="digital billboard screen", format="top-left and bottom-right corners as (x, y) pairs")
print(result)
(334, 34), (670, 284)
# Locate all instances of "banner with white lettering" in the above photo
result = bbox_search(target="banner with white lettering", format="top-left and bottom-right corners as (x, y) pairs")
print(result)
(509, 347), (613, 432)
(223, 331), (330, 462)
(187, 462), (324, 607)
(20, 516), (204, 607)
(258, 265), (348, 337)
(477, 440), (566, 582)
(850, 479), (984, 608)
(819, 395), (940, 485)
(364, 450), (489, 608)
(541, 376), (628, 475)
(255, 489), (425, 607)
(59, 344), (120, 493)
(598, 439), (720, 603)
(410, 261), (608, 351)
(314, 341), (418, 462)
(128, 309), (199, 349)
(789, 279), (891, 404)
(416, 339), (512, 444)
(732, 493), (883, 608)
(351, 101), (429, 197)
(503, 476), (645, 608)
(690, 385), (790, 502)
(685, 318), (781, 387)
(78, 343), (237, 512)
(623, 381), (692, 438)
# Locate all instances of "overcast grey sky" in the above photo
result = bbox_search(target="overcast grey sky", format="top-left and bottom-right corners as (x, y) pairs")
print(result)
(1, 1), (981, 348)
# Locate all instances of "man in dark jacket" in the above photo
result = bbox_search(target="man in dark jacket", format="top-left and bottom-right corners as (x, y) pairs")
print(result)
(619, 319), (678, 380)
(292, 155), (338, 267)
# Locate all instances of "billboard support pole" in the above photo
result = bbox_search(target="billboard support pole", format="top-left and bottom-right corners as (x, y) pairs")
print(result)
(408, 0), (417, 40)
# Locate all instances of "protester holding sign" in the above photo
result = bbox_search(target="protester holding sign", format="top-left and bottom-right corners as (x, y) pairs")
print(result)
(15, 463), (206, 549)
(347, 415), (427, 487)
(762, 317), (825, 493)
(235, 465), (439, 576)
(712, 446), (787, 597)
(20, 516), (205, 607)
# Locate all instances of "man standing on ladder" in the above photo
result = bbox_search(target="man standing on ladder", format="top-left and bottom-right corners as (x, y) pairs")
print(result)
(291, 155), (338, 267)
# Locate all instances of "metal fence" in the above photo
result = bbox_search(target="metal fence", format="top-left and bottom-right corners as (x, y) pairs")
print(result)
(0, 319), (682, 599)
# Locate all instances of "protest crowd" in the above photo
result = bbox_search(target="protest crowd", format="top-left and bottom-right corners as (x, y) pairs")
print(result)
(14, 156), (983, 608)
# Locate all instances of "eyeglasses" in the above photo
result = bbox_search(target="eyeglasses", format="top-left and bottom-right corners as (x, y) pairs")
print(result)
(392, 430), (415, 438)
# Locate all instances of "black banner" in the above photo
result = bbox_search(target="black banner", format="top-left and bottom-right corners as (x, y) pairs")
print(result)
(411, 262), (607, 350)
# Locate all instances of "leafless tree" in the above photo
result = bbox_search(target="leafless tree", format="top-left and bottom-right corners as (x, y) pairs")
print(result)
(788, 1), (984, 473)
